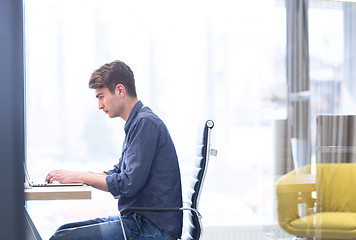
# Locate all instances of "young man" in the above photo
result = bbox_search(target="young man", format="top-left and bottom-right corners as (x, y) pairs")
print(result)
(46, 60), (183, 240)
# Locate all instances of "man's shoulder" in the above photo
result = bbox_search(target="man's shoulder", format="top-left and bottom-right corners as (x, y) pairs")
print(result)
(134, 108), (169, 133)
(137, 107), (162, 123)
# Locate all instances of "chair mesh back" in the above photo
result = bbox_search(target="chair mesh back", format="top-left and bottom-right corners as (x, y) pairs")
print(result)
(184, 120), (214, 240)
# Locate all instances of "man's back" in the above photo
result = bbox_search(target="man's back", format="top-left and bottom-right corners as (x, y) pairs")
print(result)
(105, 101), (183, 238)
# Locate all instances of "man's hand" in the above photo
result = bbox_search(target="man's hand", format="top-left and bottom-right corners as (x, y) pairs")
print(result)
(45, 169), (82, 184)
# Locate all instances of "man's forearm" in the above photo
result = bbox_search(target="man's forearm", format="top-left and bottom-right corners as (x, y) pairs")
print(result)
(81, 172), (108, 192)
(46, 169), (109, 192)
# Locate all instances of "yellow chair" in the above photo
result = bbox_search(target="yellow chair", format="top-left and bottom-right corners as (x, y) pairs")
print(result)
(276, 163), (356, 239)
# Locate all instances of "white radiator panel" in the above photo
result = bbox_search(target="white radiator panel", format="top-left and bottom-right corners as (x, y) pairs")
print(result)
(201, 225), (296, 240)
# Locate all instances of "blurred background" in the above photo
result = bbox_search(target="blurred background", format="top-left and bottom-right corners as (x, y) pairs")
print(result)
(24, 0), (356, 239)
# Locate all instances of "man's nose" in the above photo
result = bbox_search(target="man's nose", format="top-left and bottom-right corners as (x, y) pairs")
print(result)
(98, 101), (104, 109)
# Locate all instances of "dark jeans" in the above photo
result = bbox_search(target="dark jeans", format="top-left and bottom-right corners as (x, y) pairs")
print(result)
(49, 213), (175, 240)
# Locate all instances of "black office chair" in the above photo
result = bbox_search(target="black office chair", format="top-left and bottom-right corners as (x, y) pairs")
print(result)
(120, 120), (216, 240)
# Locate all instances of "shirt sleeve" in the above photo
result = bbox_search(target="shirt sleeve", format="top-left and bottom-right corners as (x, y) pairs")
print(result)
(104, 162), (121, 175)
(106, 118), (159, 198)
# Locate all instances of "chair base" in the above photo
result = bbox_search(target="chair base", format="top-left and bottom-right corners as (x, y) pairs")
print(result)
(305, 238), (356, 240)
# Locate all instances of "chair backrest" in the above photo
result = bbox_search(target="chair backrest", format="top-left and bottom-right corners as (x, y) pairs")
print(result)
(316, 163), (356, 213)
(183, 120), (215, 240)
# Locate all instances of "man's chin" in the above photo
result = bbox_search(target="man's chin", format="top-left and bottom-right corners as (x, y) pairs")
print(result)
(108, 114), (118, 118)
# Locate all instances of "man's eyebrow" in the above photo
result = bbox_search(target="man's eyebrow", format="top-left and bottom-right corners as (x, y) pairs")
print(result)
(95, 93), (103, 98)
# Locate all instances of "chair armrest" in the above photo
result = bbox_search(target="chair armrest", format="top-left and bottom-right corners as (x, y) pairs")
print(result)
(276, 174), (316, 194)
(120, 207), (180, 215)
(120, 206), (202, 218)
(276, 169), (316, 233)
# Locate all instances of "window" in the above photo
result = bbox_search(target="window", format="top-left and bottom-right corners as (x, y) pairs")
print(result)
(25, 0), (287, 239)
(309, 1), (356, 160)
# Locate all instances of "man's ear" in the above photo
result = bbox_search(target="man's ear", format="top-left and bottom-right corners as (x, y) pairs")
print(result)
(115, 84), (125, 97)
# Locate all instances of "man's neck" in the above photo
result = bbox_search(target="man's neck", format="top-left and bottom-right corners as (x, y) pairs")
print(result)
(122, 98), (138, 122)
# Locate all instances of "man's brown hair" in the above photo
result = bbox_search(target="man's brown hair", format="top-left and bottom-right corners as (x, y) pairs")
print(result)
(89, 60), (137, 97)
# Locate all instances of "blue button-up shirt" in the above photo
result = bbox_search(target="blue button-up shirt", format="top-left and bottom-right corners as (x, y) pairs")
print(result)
(105, 101), (183, 238)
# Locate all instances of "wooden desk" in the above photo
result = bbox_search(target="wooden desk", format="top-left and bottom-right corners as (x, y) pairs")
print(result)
(25, 186), (92, 201)
(25, 186), (92, 240)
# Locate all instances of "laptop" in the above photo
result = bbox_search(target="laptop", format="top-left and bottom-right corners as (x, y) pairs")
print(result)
(24, 163), (84, 187)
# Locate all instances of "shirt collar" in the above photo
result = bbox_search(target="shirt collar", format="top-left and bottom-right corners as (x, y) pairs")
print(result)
(124, 100), (143, 133)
